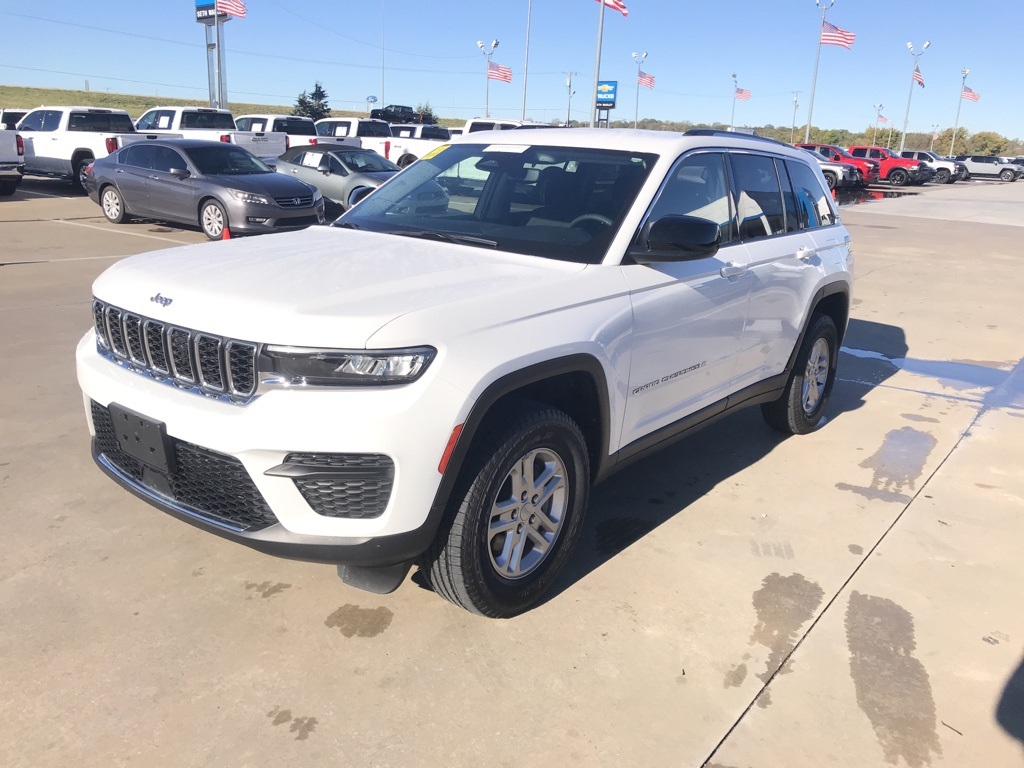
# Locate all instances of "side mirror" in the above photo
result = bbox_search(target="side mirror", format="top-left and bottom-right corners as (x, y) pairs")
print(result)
(348, 186), (375, 208)
(632, 215), (721, 263)
(169, 167), (190, 179)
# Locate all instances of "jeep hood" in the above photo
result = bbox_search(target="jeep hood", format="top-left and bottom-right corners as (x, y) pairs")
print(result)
(92, 226), (588, 347)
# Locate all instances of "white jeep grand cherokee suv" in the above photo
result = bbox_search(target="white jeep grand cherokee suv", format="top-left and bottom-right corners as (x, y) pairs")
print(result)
(78, 129), (853, 617)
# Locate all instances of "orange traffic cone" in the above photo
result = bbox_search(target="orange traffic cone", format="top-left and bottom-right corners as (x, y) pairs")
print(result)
(221, 226), (231, 240)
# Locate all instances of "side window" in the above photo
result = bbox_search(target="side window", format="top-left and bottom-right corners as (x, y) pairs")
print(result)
(468, 122), (494, 133)
(125, 144), (157, 169)
(136, 111), (158, 131)
(41, 110), (63, 131)
(235, 117), (251, 130)
(648, 152), (736, 245)
(730, 153), (786, 241)
(155, 111), (176, 130)
(786, 159), (837, 230)
(17, 111), (45, 131)
(777, 160), (800, 233)
(869, 149), (884, 159)
(849, 148), (866, 158)
(328, 155), (346, 174)
(152, 147), (185, 173)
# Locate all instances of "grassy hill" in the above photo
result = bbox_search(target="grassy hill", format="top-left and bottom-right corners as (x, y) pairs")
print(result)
(0, 84), (465, 127)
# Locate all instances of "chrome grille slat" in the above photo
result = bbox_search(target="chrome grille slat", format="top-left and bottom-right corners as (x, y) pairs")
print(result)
(274, 195), (314, 208)
(92, 299), (258, 404)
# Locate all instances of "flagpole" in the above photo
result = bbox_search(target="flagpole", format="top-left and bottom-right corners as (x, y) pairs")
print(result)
(730, 73), (737, 130)
(871, 103), (884, 146)
(521, 0), (532, 120)
(590, 1), (606, 128)
(803, 0), (833, 142)
(632, 51), (646, 129)
(949, 67), (969, 157)
(899, 42), (930, 152)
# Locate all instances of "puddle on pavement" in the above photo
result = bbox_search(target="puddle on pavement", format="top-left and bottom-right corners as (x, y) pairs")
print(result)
(836, 187), (920, 207)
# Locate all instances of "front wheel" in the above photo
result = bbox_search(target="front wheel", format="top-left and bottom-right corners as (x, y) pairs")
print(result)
(761, 314), (839, 435)
(888, 169), (908, 186)
(421, 401), (591, 617)
(822, 171), (838, 190)
(935, 168), (951, 184)
(200, 199), (228, 239)
(1000, 169), (1016, 182)
(0, 180), (17, 196)
(396, 155), (417, 168)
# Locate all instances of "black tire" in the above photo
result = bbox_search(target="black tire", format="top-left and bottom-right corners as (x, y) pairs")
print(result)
(1000, 169), (1016, 182)
(823, 171), (837, 190)
(935, 168), (951, 184)
(74, 156), (93, 192)
(0, 180), (17, 197)
(200, 199), (228, 240)
(888, 169), (908, 187)
(761, 314), (839, 435)
(397, 155), (417, 168)
(99, 185), (129, 224)
(421, 401), (591, 618)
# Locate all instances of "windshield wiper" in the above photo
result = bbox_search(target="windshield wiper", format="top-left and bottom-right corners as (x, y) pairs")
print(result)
(388, 230), (498, 249)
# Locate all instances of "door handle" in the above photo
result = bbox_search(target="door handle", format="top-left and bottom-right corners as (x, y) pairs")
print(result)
(720, 262), (748, 278)
(796, 246), (815, 262)
(149, 175), (160, 180)
(115, 169), (124, 174)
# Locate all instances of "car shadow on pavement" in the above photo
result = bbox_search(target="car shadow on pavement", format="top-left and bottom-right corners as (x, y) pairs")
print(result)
(997, 655), (1024, 745)
(542, 317), (909, 604)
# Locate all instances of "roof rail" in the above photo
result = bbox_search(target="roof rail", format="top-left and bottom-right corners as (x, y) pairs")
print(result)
(684, 129), (787, 147)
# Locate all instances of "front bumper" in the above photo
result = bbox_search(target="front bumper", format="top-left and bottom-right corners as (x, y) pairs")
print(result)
(225, 198), (326, 233)
(77, 332), (469, 566)
(908, 167), (934, 183)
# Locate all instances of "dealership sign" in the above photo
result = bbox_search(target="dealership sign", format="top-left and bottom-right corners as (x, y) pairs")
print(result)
(195, 0), (223, 23)
(595, 80), (617, 109)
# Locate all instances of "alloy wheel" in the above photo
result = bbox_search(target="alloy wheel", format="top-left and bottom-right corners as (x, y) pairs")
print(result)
(801, 338), (830, 414)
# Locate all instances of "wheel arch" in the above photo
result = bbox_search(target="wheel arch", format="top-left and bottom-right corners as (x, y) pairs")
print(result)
(783, 282), (850, 376)
(428, 354), (611, 522)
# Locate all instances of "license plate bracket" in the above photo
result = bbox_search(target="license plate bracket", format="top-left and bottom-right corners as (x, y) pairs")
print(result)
(107, 403), (176, 474)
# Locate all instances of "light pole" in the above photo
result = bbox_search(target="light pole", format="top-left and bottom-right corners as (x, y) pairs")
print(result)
(871, 103), (884, 145)
(565, 72), (577, 126)
(477, 39), (499, 118)
(632, 51), (647, 129)
(899, 40), (930, 153)
(790, 91), (801, 143)
(929, 123), (939, 151)
(804, 0), (836, 142)
(729, 72), (738, 131)
(949, 67), (970, 157)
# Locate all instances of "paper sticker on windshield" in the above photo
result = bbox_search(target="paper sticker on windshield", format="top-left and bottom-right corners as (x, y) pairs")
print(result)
(483, 144), (529, 153)
(421, 145), (449, 161)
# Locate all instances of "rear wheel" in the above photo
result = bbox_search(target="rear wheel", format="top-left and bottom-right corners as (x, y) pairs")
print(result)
(100, 185), (129, 224)
(200, 199), (228, 239)
(1000, 169), (1016, 182)
(888, 169), (909, 186)
(397, 155), (417, 168)
(935, 168), (951, 184)
(421, 401), (590, 618)
(74, 156), (93, 192)
(0, 180), (17, 196)
(762, 314), (839, 435)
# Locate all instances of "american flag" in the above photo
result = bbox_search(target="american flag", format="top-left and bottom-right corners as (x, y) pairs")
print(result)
(913, 66), (925, 88)
(820, 20), (855, 49)
(961, 85), (980, 102)
(637, 70), (655, 89)
(488, 61), (513, 83)
(594, 0), (629, 17)
(734, 87), (751, 101)
(877, 114), (888, 124)
(216, 0), (246, 18)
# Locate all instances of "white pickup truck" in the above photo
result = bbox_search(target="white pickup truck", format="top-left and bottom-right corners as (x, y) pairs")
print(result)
(314, 117), (435, 168)
(234, 114), (322, 149)
(134, 106), (286, 161)
(0, 126), (25, 195)
(16, 106), (152, 189)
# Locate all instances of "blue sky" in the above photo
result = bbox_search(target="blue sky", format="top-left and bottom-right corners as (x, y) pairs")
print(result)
(0, 0), (1019, 138)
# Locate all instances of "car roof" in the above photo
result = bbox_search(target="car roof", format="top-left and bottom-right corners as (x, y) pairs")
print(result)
(120, 138), (250, 150)
(32, 106), (132, 114)
(455, 128), (810, 160)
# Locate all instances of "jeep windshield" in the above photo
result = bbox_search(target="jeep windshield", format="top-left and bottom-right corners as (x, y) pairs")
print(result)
(336, 143), (657, 263)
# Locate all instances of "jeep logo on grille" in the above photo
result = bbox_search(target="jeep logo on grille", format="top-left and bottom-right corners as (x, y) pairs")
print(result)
(150, 293), (173, 307)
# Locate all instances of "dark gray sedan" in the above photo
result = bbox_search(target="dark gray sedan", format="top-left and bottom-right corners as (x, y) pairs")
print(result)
(275, 145), (399, 210)
(85, 138), (325, 239)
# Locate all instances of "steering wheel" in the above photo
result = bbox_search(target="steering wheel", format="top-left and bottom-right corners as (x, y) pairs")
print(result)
(569, 213), (613, 229)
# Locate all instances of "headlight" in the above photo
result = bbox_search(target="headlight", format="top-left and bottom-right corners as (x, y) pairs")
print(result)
(227, 188), (270, 205)
(260, 345), (436, 387)
(312, 188), (323, 202)
(909, 164), (920, 170)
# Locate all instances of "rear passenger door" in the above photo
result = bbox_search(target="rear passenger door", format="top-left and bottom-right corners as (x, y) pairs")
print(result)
(730, 152), (841, 388)
(146, 146), (198, 224)
(620, 151), (753, 446)
(117, 144), (157, 214)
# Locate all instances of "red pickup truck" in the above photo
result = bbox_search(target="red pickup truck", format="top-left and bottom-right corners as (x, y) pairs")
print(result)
(847, 145), (933, 186)
(796, 143), (879, 186)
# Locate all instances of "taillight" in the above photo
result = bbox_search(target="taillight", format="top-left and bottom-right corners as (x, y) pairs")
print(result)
(220, 134), (231, 143)
(310, 138), (317, 146)
(285, 136), (290, 150)
(384, 140), (391, 159)
(16, 134), (24, 156)
(105, 137), (118, 154)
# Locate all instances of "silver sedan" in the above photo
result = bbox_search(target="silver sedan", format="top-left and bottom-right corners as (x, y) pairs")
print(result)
(86, 138), (325, 239)
(275, 146), (400, 211)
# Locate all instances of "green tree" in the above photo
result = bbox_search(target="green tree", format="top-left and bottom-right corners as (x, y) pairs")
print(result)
(968, 131), (1007, 156)
(292, 82), (330, 121)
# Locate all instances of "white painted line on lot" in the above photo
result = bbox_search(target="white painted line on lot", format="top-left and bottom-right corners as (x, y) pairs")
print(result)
(20, 190), (78, 200)
(53, 218), (190, 245)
